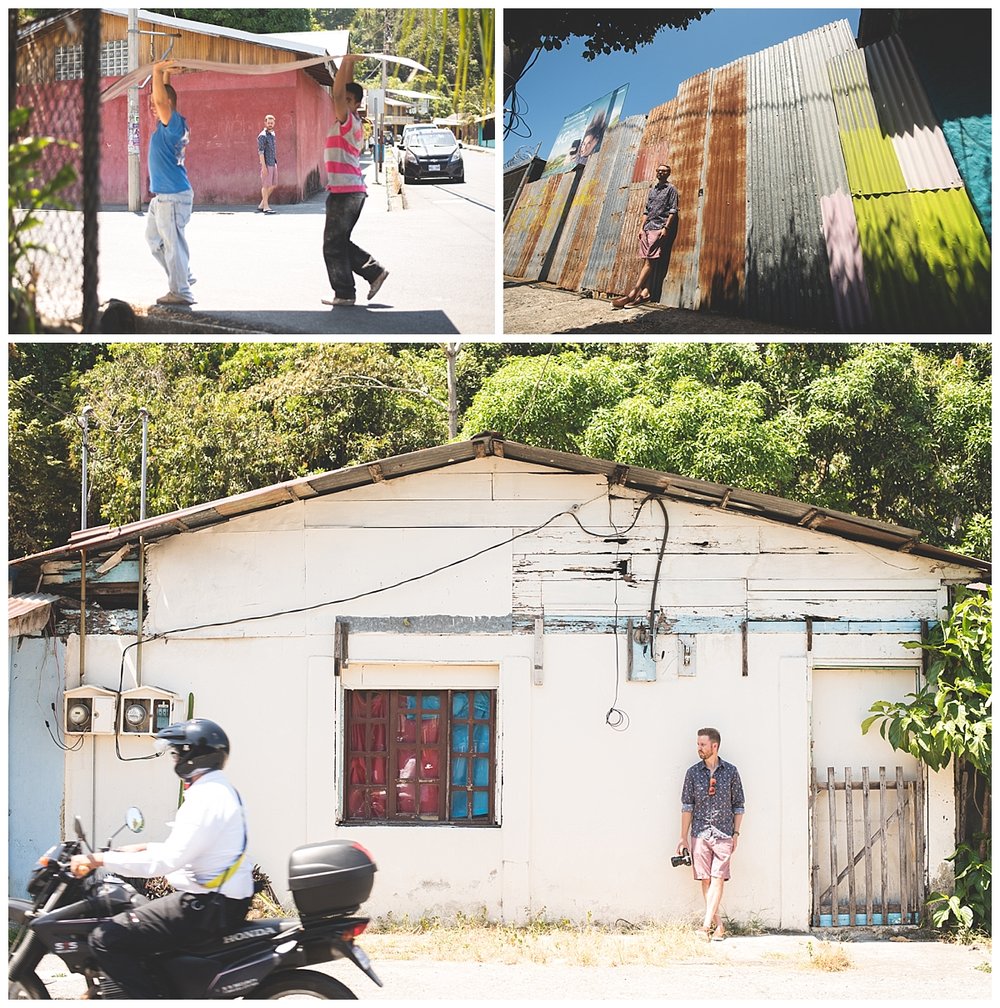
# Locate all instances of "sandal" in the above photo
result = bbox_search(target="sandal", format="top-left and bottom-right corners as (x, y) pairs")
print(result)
(611, 294), (634, 309)
(711, 924), (727, 941)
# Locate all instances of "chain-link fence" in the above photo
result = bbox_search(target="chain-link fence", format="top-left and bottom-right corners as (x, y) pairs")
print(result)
(11, 7), (101, 333)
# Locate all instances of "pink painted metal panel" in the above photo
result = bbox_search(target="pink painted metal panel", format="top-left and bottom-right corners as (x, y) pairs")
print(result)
(821, 190), (873, 332)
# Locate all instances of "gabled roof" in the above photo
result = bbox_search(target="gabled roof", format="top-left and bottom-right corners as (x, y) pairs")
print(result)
(18, 9), (337, 86)
(8, 433), (990, 575)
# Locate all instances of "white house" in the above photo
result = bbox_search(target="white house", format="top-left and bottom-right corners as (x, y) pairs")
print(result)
(8, 434), (989, 932)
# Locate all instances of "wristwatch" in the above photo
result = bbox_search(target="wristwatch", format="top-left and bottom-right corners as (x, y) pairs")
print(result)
(733, 831), (740, 836)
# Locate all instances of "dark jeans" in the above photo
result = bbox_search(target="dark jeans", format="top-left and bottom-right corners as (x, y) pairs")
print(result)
(89, 890), (251, 998)
(322, 191), (383, 299)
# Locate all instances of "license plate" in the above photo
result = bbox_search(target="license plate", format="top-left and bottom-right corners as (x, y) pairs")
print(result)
(428, 164), (441, 171)
(351, 945), (372, 971)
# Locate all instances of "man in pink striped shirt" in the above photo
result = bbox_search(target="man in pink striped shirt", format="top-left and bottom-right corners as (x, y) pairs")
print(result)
(321, 54), (389, 307)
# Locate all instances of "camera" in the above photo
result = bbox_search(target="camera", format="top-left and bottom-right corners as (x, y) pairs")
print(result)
(671, 847), (692, 868)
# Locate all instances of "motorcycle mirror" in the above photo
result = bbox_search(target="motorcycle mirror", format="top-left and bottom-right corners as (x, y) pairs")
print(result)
(126, 807), (144, 833)
(74, 816), (92, 852)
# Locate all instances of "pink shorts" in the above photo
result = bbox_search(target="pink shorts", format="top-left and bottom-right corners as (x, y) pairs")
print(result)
(638, 228), (665, 259)
(260, 163), (276, 185)
(692, 834), (734, 880)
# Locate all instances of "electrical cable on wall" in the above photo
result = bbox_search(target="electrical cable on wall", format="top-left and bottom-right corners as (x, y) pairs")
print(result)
(104, 488), (671, 757)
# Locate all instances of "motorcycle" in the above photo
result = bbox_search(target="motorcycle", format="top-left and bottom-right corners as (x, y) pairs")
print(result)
(8, 808), (382, 1000)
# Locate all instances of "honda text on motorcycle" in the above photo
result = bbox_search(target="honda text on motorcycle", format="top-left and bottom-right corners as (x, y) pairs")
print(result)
(9, 808), (381, 999)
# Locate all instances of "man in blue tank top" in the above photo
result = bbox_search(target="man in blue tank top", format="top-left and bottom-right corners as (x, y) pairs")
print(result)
(146, 61), (195, 306)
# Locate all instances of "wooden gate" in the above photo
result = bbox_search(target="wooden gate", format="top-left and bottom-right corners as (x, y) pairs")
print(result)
(811, 766), (925, 927)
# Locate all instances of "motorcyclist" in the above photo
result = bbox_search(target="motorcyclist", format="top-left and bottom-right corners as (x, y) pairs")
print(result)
(69, 718), (253, 998)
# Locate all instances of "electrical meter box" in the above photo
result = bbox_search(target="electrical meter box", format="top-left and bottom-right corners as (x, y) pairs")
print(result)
(119, 686), (181, 735)
(64, 685), (118, 734)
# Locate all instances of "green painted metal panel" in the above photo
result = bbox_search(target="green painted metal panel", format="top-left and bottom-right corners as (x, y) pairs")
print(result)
(853, 188), (991, 333)
(828, 48), (906, 196)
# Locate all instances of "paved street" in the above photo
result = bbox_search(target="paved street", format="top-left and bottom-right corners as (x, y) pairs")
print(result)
(37, 148), (496, 335)
(30, 933), (993, 1000)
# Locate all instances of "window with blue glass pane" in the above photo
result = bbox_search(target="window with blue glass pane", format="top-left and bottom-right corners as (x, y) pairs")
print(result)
(450, 690), (492, 821)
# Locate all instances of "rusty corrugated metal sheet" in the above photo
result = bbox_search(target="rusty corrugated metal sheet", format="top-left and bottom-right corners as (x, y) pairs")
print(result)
(864, 34), (964, 192)
(579, 115), (647, 294)
(502, 173), (575, 279)
(660, 71), (711, 308)
(853, 188), (991, 333)
(698, 60), (746, 314)
(605, 183), (650, 297)
(632, 99), (676, 182)
(746, 30), (836, 329)
(547, 120), (632, 291)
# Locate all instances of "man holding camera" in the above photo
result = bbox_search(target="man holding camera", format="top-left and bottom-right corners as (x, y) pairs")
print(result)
(677, 727), (744, 941)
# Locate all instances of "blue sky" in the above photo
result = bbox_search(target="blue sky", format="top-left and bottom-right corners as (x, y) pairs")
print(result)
(506, 6), (862, 162)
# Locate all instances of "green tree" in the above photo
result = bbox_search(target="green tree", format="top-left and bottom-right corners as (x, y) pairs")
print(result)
(71, 343), (449, 526)
(459, 351), (641, 452)
(147, 9), (313, 34)
(862, 587), (992, 932)
(8, 342), (107, 556)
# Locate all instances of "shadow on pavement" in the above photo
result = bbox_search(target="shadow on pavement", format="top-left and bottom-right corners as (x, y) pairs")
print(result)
(141, 307), (459, 335)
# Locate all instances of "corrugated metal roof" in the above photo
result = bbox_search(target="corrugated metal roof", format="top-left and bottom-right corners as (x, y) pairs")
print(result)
(9, 435), (989, 576)
(9, 593), (60, 636)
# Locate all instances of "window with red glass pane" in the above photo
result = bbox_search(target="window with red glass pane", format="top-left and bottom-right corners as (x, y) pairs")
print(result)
(344, 689), (496, 824)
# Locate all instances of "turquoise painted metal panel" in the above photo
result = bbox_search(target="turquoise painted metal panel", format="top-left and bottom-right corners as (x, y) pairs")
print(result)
(942, 114), (991, 240)
(864, 35), (963, 191)
(853, 188), (991, 333)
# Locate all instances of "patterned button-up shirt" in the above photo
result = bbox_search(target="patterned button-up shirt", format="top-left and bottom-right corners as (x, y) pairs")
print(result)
(681, 758), (745, 838)
(643, 181), (678, 231)
(257, 128), (277, 166)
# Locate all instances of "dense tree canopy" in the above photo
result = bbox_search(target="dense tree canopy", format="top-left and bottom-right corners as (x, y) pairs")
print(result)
(7, 343), (991, 560)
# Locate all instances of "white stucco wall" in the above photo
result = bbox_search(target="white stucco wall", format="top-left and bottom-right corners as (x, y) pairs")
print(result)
(49, 458), (976, 929)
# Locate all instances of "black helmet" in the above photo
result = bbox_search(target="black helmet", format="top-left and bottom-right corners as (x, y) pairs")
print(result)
(155, 718), (229, 781)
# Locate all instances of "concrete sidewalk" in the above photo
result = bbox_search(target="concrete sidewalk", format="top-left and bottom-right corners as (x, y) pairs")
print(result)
(95, 151), (495, 335)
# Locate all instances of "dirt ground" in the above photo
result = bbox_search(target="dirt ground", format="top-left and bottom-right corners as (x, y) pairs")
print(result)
(503, 280), (834, 336)
(32, 932), (993, 1000)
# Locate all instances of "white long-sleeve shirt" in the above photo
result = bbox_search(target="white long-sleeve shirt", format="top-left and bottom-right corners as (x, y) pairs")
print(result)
(101, 770), (253, 899)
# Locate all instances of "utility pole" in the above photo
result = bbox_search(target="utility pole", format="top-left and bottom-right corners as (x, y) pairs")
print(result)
(446, 343), (461, 439)
(127, 8), (141, 212)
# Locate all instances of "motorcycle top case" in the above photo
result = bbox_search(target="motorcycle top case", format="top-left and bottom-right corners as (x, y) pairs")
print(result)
(288, 839), (376, 920)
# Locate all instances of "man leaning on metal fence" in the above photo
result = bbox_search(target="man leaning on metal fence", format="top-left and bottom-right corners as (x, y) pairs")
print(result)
(146, 60), (196, 306)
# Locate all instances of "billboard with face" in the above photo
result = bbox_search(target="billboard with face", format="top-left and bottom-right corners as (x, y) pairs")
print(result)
(540, 84), (630, 178)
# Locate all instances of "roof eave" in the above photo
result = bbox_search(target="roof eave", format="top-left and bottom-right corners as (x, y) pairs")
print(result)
(8, 435), (991, 578)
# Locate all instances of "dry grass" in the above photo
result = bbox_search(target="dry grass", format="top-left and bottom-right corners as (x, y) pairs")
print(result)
(805, 940), (853, 972)
(363, 912), (717, 966)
